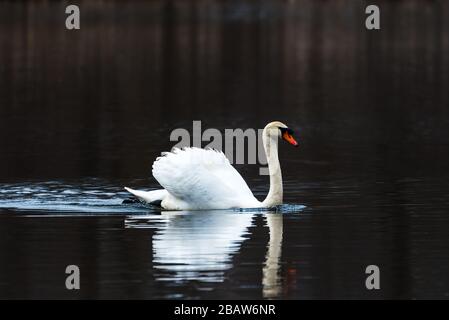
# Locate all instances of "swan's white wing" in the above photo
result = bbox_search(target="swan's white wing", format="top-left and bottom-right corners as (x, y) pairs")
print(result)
(152, 147), (260, 209)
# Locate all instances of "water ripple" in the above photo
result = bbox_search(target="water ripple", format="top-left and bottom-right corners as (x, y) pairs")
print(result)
(0, 180), (149, 214)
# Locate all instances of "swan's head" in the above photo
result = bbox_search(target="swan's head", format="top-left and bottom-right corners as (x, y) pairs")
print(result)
(264, 121), (299, 147)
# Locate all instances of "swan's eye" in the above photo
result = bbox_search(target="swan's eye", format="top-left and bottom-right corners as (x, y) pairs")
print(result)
(285, 128), (294, 134)
(279, 127), (294, 135)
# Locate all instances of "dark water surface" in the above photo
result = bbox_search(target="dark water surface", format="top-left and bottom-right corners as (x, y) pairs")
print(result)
(1, 0), (449, 299)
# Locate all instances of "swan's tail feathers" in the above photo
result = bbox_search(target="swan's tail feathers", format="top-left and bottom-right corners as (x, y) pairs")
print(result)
(124, 187), (167, 206)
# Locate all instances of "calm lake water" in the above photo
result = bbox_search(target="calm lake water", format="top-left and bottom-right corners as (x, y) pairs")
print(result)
(1, 0), (449, 299)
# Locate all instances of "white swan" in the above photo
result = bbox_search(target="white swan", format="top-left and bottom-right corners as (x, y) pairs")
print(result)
(124, 121), (298, 210)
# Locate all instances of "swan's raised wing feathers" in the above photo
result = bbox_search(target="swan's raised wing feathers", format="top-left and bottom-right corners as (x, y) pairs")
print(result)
(152, 148), (258, 209)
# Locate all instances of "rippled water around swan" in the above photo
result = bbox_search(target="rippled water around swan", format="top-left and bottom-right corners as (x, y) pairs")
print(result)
(1, 176), (449, 299)
(1, 0), (449, 299)
(0, 179), (309, 299)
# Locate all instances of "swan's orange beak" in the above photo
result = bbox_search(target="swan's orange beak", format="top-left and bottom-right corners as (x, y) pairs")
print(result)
(282, 131), (299, 147)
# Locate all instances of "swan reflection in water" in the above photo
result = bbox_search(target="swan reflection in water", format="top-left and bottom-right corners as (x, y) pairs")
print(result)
(262, 213), (283, 298)
(125, 210), (285, 297)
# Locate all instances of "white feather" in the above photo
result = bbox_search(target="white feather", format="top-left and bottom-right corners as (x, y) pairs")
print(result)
(151, 148), (261, 210)
(124, 187), (167, 204)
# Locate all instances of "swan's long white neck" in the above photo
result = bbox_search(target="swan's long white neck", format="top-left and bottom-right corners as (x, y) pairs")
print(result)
(262, 127), (283, 207)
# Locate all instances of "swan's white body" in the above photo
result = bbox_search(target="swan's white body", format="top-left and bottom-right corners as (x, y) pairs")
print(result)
(125, 121), (296, 210)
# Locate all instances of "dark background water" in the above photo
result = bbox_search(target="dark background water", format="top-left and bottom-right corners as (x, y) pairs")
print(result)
(0, 0), (449, 299)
